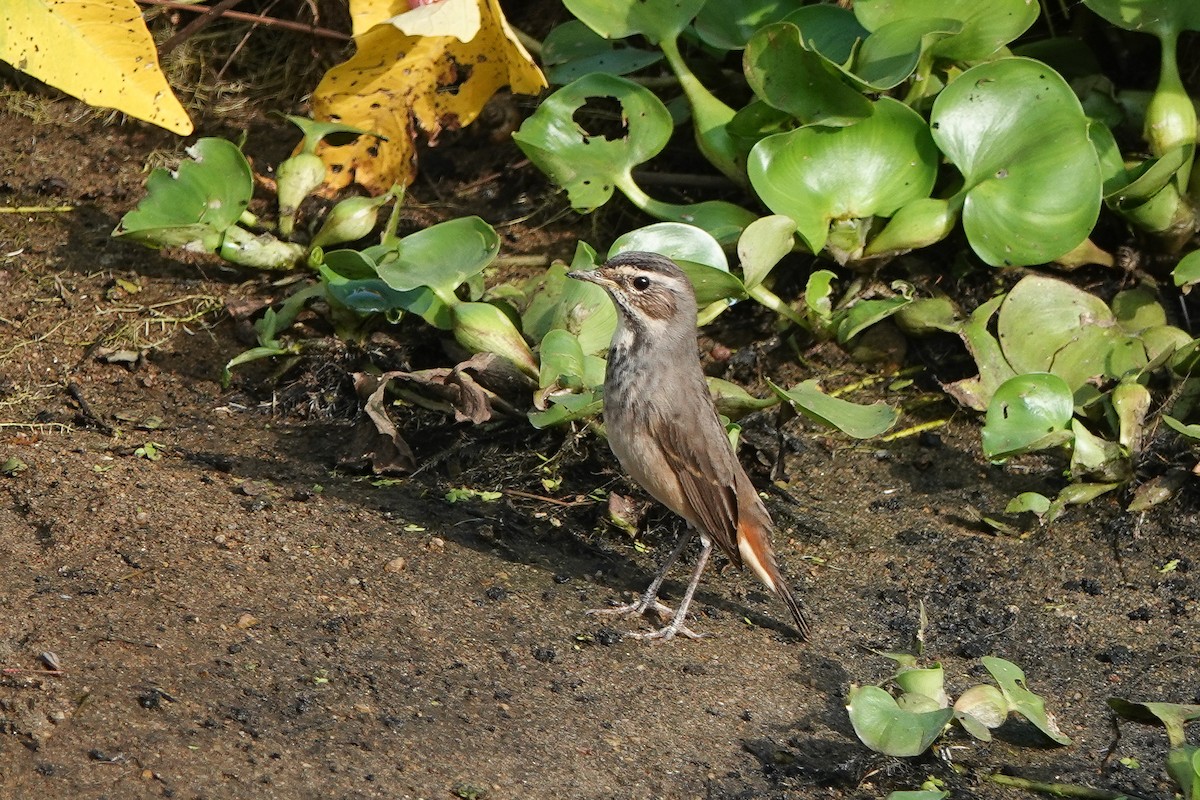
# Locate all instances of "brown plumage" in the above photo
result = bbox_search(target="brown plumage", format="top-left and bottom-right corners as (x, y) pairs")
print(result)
(569, 251), (810, 641)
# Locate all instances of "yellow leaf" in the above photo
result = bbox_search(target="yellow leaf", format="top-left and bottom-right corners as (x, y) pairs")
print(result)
(312, 0), (546, 194)
(0, 0), (193, 135)
(387, 0), (480, 41)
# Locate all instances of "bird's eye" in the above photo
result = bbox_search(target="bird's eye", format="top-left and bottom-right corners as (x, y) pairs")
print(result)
(632, 276), (651, 291)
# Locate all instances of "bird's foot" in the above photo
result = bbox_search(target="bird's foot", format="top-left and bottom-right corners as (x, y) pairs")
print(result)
(586, 599), (709, 641)
(586, 598), (677, 621)
(627, 622), (709, 642)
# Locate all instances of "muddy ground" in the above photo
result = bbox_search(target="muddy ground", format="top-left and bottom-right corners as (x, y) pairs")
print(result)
(2, 67), (1199, 800)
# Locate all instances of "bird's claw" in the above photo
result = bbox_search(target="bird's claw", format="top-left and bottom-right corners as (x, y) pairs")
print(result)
(586, 599), (709, 641)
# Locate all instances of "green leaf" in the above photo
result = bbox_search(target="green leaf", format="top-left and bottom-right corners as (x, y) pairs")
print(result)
(996, 275), (1119, 394)
(981, 373), (1074, 460)
(114, 138), (253, 250)
(886, 792), (948, 800)
(895, 664), (948, 707)
(1166, 745), (1200, 799)
(1175, 250), (1200, 289)
(737, 215), (797, 290)
(707, 377), (778, 420)
(744, 22), (874, 127)
(1107, 699), (1200, 749)
(512, 73), (672, 212)
(1082, 0), (1200, 41)
(836, 296), (912, 343)
(1005, 492), (1051, 516)
(749, 97), (938, 256)
(563, 0), (705, 44)
(694, 0), (806, 51)
(930, 58), (1102, 267)
(1045, 482), (1120, 522)
(376, 217), (499, 295)
(945, 294), (1014, 411)
(767, 378), (898, 438)
(1069, 419), (1130, 483)
(1164, 415), (1200, 441)
(542, 21), (663, 84)
(854, 0), (1038, 62)
(982, 656), (1072, 745)
(528, 390), (604, 429)
(847, 684), (954, 757)
(555, 243), (618, 355)
(853, 17), (963, 90)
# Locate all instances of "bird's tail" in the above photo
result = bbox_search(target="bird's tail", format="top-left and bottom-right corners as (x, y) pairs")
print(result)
(737, 520), (812, 640)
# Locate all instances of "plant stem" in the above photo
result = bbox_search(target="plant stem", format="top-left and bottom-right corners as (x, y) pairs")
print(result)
(747, 284), (808, 328)
(984, 773), (1147, 800)
(657, 36), (745, 185)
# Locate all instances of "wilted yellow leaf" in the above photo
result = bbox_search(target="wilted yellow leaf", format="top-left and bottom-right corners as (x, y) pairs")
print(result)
(312, 0), (546, 194)
(0, 0), (193, 134)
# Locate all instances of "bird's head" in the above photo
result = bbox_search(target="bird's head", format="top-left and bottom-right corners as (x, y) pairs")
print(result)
(568, 251), (697, 336)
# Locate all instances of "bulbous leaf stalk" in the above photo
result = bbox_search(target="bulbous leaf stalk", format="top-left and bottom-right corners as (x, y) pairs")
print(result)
(276, 153), (328, 237)
(452, 302), (539, 378)
(658, 36), (745, 186)
(310, 187), (400, 250)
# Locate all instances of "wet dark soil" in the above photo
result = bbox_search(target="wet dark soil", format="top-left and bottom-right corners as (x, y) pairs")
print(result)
(1, 79), (1199, 800)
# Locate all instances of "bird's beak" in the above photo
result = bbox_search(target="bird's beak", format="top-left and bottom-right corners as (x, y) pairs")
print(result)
(567, 269), (612, 288)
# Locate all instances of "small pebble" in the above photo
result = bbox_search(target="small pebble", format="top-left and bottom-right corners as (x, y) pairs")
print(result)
(385, 557), (407, 573)
(236, 613), (259, 629)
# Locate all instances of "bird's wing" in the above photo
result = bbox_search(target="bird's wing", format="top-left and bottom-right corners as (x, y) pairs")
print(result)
(657, 408), (744, 566)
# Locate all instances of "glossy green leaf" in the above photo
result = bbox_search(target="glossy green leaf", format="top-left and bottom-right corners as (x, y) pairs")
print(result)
(782, 4), (868, 63)
(848, 684), (954, 757)
(749, 98), (938, 255)
(376, 217), (499, 295)
(1175, 250), (1200, 288)
(694, 0), (806, 51)
(542, 21), (663, 84)
(981, 373), (1075, 460)
(1082, 0), (1200, 40)
(513, 74), (672, 212)
(539, 329), (593, 390)
(931, 58), (1102, 267)
(864, 198), (958, 257)
(853, 17), (963, 90)
(744, 22), (874, 126)
(982, 656), (1072, 745)
(563, 0), (705, 44)
(114, 138), (253, 250)
(767, 378), (898, 438)
(854, 0), (1038, 61)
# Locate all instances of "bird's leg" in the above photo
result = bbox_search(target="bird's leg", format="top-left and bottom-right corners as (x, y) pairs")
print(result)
(630, 538), (712, 642)
(587, 528), (692, 621)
